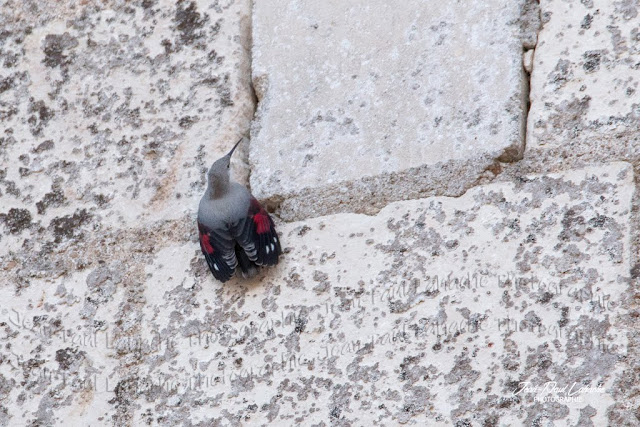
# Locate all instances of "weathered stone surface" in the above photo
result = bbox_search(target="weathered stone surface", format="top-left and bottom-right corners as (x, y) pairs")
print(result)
(2, 0), (639, 425)
(0, 0), (253, 424)
(528, 0), (640, 157)
(2, 162), (634, 424)
(0, 0), (254, 241)
(251, 0), (531, 221)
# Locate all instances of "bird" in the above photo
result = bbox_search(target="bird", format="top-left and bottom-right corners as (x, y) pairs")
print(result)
(197, 138), (282, 282)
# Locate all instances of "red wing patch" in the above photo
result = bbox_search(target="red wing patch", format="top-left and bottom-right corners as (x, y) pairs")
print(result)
(242, 197), (281, 266)
(253, 212), (271, 234)
(198, 223), (214, 253)
(201, 233), (214, 254)
(250, 198), (271, 234)
(197, 221), (235, 282)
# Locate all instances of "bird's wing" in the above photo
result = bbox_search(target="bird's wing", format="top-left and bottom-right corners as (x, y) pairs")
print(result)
(235, 197), (282, 266)
(198, 221), (237, 282)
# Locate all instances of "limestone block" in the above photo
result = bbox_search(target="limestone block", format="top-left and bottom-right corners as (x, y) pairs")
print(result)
(251, 0), (531, 220)
(0, 0), (253, 241)
(528, 0), (640, 156)
(2, 162), (632, 424)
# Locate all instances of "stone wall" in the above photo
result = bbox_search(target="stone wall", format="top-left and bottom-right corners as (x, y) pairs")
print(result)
(0, 0), (638, 425)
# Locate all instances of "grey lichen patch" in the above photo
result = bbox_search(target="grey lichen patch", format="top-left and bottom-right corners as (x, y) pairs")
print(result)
(55, 347), (86, 371)
(27, 99), (55, 137)
(36, 187), (66, 215)
(42, 32), (78, 70)
(32, 139), (54, 154)
(49, 209), (92, 244)
(174, 0), (211, 47)
(312, 270), (330, 294)
(0, 208), (32, 234)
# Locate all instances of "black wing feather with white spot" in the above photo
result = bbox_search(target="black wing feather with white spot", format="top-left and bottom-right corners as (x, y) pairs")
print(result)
(236, 197), (282, 266)
(198, 222), (237, 282)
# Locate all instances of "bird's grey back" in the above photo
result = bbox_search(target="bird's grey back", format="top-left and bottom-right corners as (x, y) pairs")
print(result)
(198, 182), (251, 229)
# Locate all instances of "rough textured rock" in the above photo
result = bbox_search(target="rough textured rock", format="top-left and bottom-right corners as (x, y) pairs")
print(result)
(1, 162), (635, 425)
(250, 0), (532, 221)
(527, 0), (640, 159)
(1, 0), (640, 425)
(0, 0), (254, 237)
(0, 0), (253, 424)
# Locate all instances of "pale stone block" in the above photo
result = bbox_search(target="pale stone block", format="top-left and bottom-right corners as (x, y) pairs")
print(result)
(0, 0), (254, 238)
(139, 163), (637, 423)
(0, 162), (634, 424)
(528, 0), (640, 155)
(251, 0), (531, 220)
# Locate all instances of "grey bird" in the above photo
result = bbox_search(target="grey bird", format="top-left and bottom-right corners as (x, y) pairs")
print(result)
(197, 138), (282, 282)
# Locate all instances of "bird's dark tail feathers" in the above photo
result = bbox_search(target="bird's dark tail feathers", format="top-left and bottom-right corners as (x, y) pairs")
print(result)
(235, 243), (258, 278)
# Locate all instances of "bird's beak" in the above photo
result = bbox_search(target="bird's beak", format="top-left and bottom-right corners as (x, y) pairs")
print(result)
(228, 138), (243, 157)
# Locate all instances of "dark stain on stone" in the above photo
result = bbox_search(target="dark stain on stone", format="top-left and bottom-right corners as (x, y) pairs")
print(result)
(50, 209), (92, 243)
(329, 406), (341, 419)
(1, 208), (32, 233)
(109, 376), (140, 423)
(0, 106), (18, 121)
(34, 101), (53, 122)
(294, 316), (307, 334)
(93, 193), (110, 207)
(582, 50), (602, 73)
(33, 140), (55, 153)
(42, 33), (78, 68)
(559, 207), (586, 241)
(198, 74), (234, 107)
(22, 358), (45, 382)
(178, 115), (198, 129)
(298, 225), (311, 236)
(497, 395), (519, 409)
(55, 347), (83, 370)
(0, 76), (14, 94)
(208, 49), (224, 64)
(587, 214), (609, 228)
(219, 88), (233, 107)
(549, 59), (573, 88)
(399, 354), (427, 383)
(88, 123), (99, 135)
(537, 291), (554, 304)
(482, 414), (500, 427)
(558, 306), (569, 328)
(36, 189), (67, 215)
(161, 39), (173, 55)
(28, 100), (54, 136)
(174, 1), (209, 46)
(0, 169), (19, 197)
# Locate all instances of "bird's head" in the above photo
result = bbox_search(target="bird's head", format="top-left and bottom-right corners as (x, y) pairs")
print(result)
(207, 137), (242, 197)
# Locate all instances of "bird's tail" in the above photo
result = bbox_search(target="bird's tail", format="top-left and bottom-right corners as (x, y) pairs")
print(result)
(234, 243), (258, 278)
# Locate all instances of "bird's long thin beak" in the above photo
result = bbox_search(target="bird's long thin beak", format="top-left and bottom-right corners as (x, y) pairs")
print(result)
(228, 138), (243, 157)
